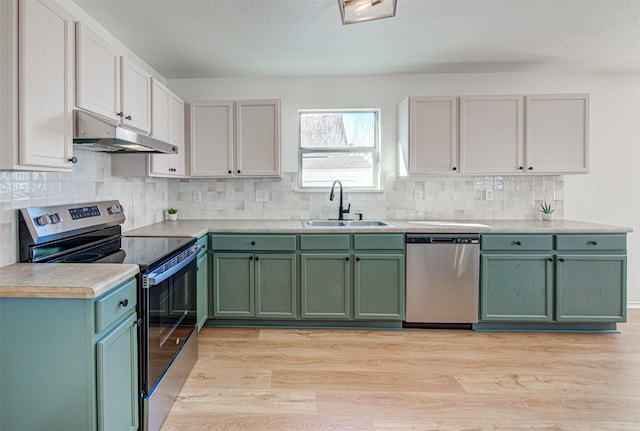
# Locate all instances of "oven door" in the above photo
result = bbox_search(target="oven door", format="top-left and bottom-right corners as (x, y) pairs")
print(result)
(140, 252), (198, 396)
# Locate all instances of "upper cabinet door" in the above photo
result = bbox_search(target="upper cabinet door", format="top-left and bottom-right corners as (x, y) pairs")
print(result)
(19, 0), (74, 170)
(168, 92), (186, 176)
(189, 101), (234, 177)
(399, 97), (458, 174)
(76, 23), (120, 122)
(525, 94), (589, 174)
(120, 58), (151, 133)
(459, 95), (524, 174)
(235, 100), (281, 177)
(150, 78), (170, 142)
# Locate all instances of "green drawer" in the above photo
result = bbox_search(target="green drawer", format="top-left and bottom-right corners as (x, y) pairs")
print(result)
(555, 234), (626, 251)
(211, 234), (297, 251)
(481, 234), (552, 251)
(95, 278), (137, 333)
(299, 234), (350, 250)
(353, 234), (404, 250)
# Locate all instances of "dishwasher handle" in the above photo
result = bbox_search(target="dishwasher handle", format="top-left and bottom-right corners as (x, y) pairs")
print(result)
(406, 234), (480, 244)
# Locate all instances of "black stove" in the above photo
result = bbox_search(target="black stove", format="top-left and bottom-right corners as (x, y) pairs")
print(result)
(18, 200), (199, 431)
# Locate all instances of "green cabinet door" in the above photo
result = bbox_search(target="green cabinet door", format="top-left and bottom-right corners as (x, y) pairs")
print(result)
(212, 252), (255, 317)
(354, 254), (405, 320)
(555, 254), (627, 322)
(196, 251), (209, 330)
(480, 253), (553, 321)
(96, 313), (139, 431)
(255, 253), (297, 318)
(300, 253), (351, 319)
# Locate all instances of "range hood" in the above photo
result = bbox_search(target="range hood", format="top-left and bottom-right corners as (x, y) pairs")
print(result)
(73, 110), (177, 154)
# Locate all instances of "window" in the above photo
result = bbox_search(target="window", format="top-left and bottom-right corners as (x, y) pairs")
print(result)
(299, 110), (380, 189)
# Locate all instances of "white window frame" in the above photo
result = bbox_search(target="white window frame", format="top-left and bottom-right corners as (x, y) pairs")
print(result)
(298, 109), (381, 190)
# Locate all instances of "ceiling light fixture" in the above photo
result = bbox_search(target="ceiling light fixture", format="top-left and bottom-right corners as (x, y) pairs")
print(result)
(339, 0), (397, 25)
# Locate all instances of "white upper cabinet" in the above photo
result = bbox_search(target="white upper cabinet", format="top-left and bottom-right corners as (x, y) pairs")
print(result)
(398, 97), (458, 174)
(76, 23), (151, 133)
(0, 0), (75, 171)
(459, 95), (524, 174)
(525, 94), (589, 174)
(149, 79), (185, 177)
(189, 100), (280, 178)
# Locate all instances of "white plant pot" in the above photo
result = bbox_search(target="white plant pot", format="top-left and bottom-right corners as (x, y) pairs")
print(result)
(167, 213), (178, 221)
(541, 212), (554, 221)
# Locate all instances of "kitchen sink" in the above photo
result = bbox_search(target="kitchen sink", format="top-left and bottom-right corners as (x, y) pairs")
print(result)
(301, 220), (393, 228)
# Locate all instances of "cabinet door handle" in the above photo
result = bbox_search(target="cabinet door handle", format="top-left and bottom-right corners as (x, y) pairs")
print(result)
(125, 115), (132, 121)
(355, 257), (360, 262)
(345, 257), (349, 262)
(119, 299), (129, 307)
(558, 258), (565, 262)
(588, 241), (598, 246)
(237, 170), (241, 174)
(117, 111), (124, 118)
(452, 167), (457, 171)
(518, 166), (524, 170)
(547, 258), (553, 262)
(249, 256), (253, 261)
(255, 256), (259, 261)
(228, 170), (232, 174)
(68, 156), (78, 164)
(251, 241), (256, 246)
(528, 166), (534, 171)
(513, 241), (522, 246)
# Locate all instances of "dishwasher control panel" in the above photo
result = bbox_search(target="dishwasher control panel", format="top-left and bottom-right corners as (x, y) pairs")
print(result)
(406, 234), (480, 244)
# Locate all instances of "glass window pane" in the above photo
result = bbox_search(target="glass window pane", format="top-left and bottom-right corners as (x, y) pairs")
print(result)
(300, 112), (376, 148)
(301, 152), (374, 188)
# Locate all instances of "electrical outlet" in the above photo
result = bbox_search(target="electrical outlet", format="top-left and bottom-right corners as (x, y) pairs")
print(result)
(485, 190), (494, 201)
(193, 191), (201, 202)
(256, 190), (268, 202)
(414, 190), (424, 201)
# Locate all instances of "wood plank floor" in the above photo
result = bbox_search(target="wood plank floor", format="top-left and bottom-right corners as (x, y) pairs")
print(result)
(160, 310), (640, 431)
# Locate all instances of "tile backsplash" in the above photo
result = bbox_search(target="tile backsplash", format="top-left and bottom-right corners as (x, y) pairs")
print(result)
(169, 172), (563, 221)
(1, 152), (562, 268)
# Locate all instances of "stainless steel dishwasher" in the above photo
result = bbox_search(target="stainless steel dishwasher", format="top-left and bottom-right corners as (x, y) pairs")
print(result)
(405, 233), (480, 326)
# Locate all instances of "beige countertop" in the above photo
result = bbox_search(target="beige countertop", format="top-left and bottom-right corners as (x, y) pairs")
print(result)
(0, 263), (139, 299)
(124, 218), (633, 238)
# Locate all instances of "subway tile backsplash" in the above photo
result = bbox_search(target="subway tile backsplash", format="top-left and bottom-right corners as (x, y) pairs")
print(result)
(1, 152), (562, 268)
(169, 172), (563, 221)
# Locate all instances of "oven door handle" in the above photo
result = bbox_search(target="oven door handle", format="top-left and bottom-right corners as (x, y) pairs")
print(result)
(144, 244), (201, 287)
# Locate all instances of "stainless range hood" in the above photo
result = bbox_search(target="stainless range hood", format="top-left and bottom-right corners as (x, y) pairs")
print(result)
(73, 110), (178, 154)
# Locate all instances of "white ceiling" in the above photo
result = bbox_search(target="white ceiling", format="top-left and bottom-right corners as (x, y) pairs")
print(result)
(71, 0), (640, 79)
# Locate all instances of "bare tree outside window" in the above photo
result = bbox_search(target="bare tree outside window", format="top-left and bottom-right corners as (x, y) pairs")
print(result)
(299, 110), (379, 189)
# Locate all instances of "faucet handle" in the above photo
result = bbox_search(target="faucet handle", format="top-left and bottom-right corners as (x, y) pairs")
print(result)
(343, 203), (351, 214)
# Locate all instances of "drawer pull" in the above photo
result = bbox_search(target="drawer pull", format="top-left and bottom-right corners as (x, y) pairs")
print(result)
(588, 241), (598, 246)
(251, 241), (256, 246)
(558, 258), (565, 262)
(512, 241), (522, 246)
(119, 299), (129, 307)
(547, 258), (553, 262)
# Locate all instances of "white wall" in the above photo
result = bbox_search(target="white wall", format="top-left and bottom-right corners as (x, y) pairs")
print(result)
(169, 71), (640, 304)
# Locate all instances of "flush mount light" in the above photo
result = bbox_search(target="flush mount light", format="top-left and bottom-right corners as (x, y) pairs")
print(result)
(339, 0), (397, 25)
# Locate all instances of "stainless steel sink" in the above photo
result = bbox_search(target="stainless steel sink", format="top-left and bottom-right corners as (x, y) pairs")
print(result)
(301, 220), (392, 228)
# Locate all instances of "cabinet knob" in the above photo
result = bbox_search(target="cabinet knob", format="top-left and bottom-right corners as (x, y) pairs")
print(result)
(547, 258), (553, 262)
(356, 257), (360, 262)
(68, 156), (78, 164)
(528, 166), (534, 171)
(513, 241), (522, 246)
(125, 115), (132, 121)
(452, 167), (457, 171)
(117, 112), (124, 118)
(119, 299), (129, 307)
(345, 257), (349, 262)
(249, 256), (253, 261)
(518, 166), (524, 170)
(228, 170), (232, 174)
(237, 170), (241, 174)
(588, 241), (598, 246)
(255, 256), (259, 261)
(559, 258), (565, 262)
(251, 241), (256, 246)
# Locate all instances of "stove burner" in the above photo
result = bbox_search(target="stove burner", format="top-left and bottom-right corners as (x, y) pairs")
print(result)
(61, 253), (103, 263)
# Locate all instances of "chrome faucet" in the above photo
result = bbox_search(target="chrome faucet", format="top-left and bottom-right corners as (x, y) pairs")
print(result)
(329, 179), (350, 220)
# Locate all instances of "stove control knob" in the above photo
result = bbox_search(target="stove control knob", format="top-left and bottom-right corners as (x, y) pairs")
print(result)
(49, 213), (62, 224)
(35, 215), (49, 226)
(108, 205), (123, 215)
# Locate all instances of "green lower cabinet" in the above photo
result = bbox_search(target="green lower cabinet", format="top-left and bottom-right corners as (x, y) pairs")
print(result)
(256, 254), (297, 318)
(300, 253), (351, 319)
(555, 254), (627, 322)
(0, 278), (138, 431)
(480, 253), (554, 321)
(212, 253), (255, 317)
(354, 254), (405, 320)
(212, 252), (297, 318)
(196, 251), (209, 330)
(96, 313), (139, 431)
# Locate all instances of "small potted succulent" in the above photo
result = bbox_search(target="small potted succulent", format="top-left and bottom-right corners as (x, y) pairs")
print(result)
(539, 201), (554, 221)
(167, 208), (178, 221)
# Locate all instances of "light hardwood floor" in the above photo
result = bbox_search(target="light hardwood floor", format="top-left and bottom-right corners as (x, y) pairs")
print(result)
(160, 310), (640, 431)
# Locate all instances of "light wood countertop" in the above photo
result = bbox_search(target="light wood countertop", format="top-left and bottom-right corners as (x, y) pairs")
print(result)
(0, 263), (139, 299)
